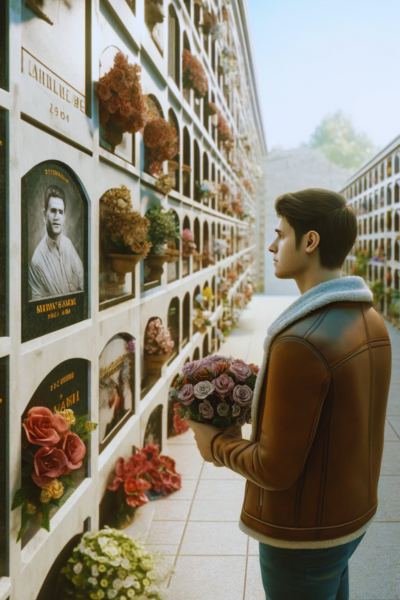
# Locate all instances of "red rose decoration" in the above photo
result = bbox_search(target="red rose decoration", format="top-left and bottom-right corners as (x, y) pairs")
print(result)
(58, 431), (86, 471)
(23, 406), (69, 447)
(31, 446), (68, 487)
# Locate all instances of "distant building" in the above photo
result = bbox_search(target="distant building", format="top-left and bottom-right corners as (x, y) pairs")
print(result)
(341, 135), (400, 326)
(263, 147), (350, 295)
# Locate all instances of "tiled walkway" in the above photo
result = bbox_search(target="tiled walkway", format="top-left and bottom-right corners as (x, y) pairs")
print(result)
(134, 295), (400, 600)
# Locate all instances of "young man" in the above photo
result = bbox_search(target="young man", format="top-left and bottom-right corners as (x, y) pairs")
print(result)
(188, 188), (392, 600)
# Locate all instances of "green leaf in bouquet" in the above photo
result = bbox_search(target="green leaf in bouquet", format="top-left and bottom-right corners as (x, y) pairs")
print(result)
(177, 406), (187, 420)
(168, 388), (179, 402)
(246, 373), (257, 390)
(61, 474), (76, 488)
(22, 449), (36, 464)
(21, 463), (35, 478)
(16, 506), (31, 542)
(39, 502), (52, 532)
(12, 486), (32, 511)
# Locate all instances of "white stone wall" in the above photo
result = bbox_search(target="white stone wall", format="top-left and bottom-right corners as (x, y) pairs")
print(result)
(0, 1), (266, 598)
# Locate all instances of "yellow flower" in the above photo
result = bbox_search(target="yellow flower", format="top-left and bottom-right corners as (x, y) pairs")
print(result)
(100, 579), (108, 587)
(85, 421), (98, 433)
(26, 503), (36, 515)
(44, 479), (64, 500)
(40, 489), (52, 504)
(202, 287), (214, 301)
(55, 408), (76, 424)
(143, 578), (150, 586)
(98, 564), (107, 572)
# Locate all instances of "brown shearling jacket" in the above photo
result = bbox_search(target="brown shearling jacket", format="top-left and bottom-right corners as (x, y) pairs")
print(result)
(211, 301), (392, 543)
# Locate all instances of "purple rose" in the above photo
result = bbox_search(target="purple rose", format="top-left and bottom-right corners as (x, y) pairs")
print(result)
(233, 384), (253, 407)
(193, 380), (215, 400)
(235, 414), (246, 427)
(214, 373), (235, 398)
(181, 361), (200, 382)
(228, 359), (252, 382)
(199, 400), (214, 419)
(208, 355), (231, 364)
(217, 402), (230, 417)
(178, 384), (195, 405)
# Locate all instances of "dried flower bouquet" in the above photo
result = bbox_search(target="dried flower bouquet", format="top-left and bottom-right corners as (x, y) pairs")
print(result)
(182, 49), (209, 99)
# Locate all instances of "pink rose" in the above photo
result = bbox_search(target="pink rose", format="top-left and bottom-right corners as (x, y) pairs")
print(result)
(23, 406), (69, 447)
(57, 431), (86, 471)
(31, 446), (68, 488)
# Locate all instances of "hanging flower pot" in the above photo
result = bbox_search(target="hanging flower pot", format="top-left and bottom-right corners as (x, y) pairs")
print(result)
(182, 164), (192, 173)
(146, 253), (169, 278)
(145, 0), (165, 32)
(164, 243), (180, 263)
(182, 49), (208, 99)
(101, 119), (125, 152)
(108, 253), (145, 285)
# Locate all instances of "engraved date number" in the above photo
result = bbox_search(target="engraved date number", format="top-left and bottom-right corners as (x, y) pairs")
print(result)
(50, 104), (70, 122)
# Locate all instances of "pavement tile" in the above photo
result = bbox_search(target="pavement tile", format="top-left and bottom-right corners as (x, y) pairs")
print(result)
(163, 445), (204, 479)
(248, 536), (260, 556)
(201, 461), (244, 480)
(180, 521), (248, 555)
(163, 478), (198, 501)
(373, 476), (400, 522)
(145, 544), (179, 556)
(349, 523), (400, 599)
(384, 419), (399, 441)
(245, 555), (265, 600)
(167, 556), (247, 600)
(189, 498), (243, 521)
(166, 428), (196, 445)
(387, 417), (400, 439)
(380, 441), (400, 475)
(195, 479), (246, 502)
(152, 499), (191, 521)
(146, 520), (186, 545)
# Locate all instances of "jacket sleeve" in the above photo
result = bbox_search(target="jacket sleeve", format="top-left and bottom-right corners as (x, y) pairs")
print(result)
(211, 338), (331, 491)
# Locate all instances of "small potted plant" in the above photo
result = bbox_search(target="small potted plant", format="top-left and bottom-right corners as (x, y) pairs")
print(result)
(182, 49), (209, 99)
(97, 51), (149, 152)
(143, 117), (179, 176)
(145, 205), (180, 277)
(144, 318), (175, 374)
(101, 186), (152, 284)
(145, 0), (165, 32)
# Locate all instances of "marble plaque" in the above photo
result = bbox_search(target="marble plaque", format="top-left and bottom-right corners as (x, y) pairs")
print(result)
(0, 111), (6, 336)
(21, 160), (89, 343)
(0, 358), (8, 576)
(99, 334), (135, 452)
(21, 358), (90, 547)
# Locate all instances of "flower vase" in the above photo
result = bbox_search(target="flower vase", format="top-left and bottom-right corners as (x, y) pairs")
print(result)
(198, 325), (207, 334)
(108, 254), (145, 285)
(101, 120), (125, 152)
(146, 253), (169, 278)
(145, 352), (170, 375)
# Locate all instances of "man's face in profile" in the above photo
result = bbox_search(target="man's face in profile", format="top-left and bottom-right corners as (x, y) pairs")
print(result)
(45, 197), (65, 239)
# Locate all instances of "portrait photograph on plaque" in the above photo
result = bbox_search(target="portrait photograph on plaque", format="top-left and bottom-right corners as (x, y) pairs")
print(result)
(0, 357), (8, 576)
(18, 358), (90, 548)
(0, 110), (6, 337)
(99, 333), (135, 452)
(21, 160), (89, 342)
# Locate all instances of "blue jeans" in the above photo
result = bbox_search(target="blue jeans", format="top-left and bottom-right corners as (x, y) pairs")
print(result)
(259, 533), (366, 600)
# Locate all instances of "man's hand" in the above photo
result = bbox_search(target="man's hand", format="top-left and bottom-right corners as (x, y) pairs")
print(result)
(187, 420), (243, 467)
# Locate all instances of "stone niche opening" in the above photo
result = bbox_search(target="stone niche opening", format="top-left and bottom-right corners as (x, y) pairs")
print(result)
(20, 358), (90, 549)
(35, 518), (90, 600)
(143, 404), (163, 452)
(99, 333), (136, 453)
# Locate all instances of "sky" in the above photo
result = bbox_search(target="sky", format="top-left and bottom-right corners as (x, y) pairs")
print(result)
(246, 0), (400, 154)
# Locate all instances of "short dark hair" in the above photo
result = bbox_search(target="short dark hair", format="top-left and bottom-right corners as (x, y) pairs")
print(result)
(44, 185), (66, 212)
(275, 188), (357, 270)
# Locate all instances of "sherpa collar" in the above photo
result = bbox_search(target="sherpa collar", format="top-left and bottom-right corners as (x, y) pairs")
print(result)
(249, 276), (373, 442)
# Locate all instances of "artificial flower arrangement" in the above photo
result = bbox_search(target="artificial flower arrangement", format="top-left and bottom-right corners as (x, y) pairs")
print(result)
(234, 293), (244, 308)
(154, 173), (174, 195)
(12, 408), (97, 541)
(97, 52), (149, 150)
(106, 444), (181, 528)
(214, 238), (228, 258)
(192, 292), (212, 334)
(143, 118), (179, 177)
(144, 318), (174, 357)
(169, 355), (259, 429)
(200, 9), (217, 35)
(60, 527), (170, 600)
(145, 0), (165, 32)
(144, 206), (180, 278)
(244, 282), (255, 302)
(171, 409), (190, 435)
(202, 286), (215, 310)
(182, 49), (208, 99)
(181, 228), (198, 258)
(197, 180), (217, 202)
(227, 268), (237, 284)
(201, 246), (216, 267)
(208, 103), (234, 150)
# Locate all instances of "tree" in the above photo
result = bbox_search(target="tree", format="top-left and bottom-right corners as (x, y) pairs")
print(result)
(307, 110), (377, 171)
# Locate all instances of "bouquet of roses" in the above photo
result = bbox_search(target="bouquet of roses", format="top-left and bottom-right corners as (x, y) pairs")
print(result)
(107, 444), (181, 528)
(12, 407), (97, 540)
(169, 355), (259, 429)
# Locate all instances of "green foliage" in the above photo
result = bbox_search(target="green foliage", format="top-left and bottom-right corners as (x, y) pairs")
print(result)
(370, 279), (384, 305)
(307, 110), (377, 170)
(351, 248), (370, 279)
(145, 205), (180, 253)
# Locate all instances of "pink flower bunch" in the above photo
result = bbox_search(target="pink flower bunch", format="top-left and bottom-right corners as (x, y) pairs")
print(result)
(182, 228), (194, 241)
(182, 49), (209, 98)
(97, 51), (149, 134)
(144, 318), (175, 355)
(23, 407), (86, 488)
(143, 117), (179, 176)
(108, 444), (181, 507)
